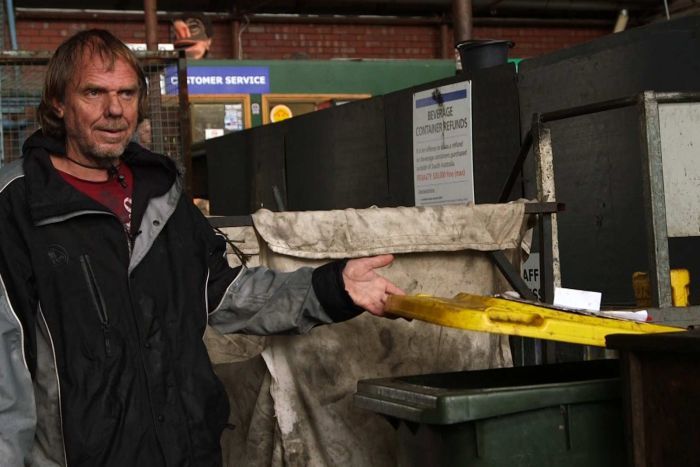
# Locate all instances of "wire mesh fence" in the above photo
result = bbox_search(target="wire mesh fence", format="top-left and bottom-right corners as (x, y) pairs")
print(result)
(0, 1), (4, 50)
(140, 53), (188, 163)
(0, 51), (188, 168)
(0, 53), (45, 164)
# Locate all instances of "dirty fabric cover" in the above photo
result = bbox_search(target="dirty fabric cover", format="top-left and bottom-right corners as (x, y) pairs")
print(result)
(208, 202), (528, 467)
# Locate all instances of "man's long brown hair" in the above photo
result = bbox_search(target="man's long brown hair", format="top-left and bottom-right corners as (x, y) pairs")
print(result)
(37, 29), (149, 140)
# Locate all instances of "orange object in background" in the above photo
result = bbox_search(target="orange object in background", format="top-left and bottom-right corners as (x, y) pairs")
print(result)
(270, 104), (293, 123)
(633, 269), (690, 307)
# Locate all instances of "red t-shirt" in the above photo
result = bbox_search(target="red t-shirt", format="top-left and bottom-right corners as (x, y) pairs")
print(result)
(58, 164), (134, 234)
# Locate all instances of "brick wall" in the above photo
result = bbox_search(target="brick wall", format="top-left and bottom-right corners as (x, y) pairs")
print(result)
(235, 22), (608, 59)
(16, 18), (171, 52)
(14, 15), (609, 59)
(477, 25), (608, 58)
(235, 23), (442, 59)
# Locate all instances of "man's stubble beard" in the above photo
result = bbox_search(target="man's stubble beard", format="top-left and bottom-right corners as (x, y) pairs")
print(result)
(82, 140), (129, 168)
(67, 127), (133, 168)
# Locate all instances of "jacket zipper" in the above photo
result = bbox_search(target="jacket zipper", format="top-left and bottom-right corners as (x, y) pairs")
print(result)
(43, 207), (170, 436)
(79, 254), (112, 357)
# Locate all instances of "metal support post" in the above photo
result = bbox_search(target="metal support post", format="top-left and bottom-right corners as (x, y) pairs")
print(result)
(177, 51), (193, 197)
(144, 0), (158, 51)
(532, 115), (561, 301)
(638, 91), (673, 308)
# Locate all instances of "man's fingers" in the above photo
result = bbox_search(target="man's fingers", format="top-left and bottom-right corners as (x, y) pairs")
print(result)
(364, 300), (387, 316)
(353, 294), (387, 316)
(385, 282), (405, 296)
(356, 254), (394, 272)
(343, 255), (405, 318)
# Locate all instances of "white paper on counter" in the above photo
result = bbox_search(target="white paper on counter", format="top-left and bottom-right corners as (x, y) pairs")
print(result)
(600, 310), (649, 322)
(553, 287), (602, 312)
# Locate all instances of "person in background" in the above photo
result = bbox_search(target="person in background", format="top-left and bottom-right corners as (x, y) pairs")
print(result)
(134, 117), (152, 149)
(0, 29), (403, 466)
(172, 12), (213, 60)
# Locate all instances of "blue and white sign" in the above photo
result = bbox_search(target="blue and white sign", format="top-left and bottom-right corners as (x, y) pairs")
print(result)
(165, 66), (270, 95)
(412, 81), (473, 206)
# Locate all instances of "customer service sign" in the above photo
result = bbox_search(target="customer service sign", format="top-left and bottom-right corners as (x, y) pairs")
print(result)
(412, 81), (474, 206)
(164, 66), (270, 94)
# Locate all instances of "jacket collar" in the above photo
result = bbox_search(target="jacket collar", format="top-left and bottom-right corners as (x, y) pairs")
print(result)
(22, 129), (179, 226)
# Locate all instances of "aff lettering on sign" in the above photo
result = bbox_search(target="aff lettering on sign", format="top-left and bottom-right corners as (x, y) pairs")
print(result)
(165, 66), (271, 94)
(521, 252), (541, 301)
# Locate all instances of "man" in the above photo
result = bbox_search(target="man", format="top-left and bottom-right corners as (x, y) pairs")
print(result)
(172, 13), (213, 60)
(0, 29), (402, 466)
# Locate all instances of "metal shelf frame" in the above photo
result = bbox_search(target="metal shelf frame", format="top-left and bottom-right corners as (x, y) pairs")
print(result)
(500, 90), (700, 310)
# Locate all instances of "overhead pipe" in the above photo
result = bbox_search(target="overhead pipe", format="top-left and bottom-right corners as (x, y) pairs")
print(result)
(230, 0), (661, 14)
(452, 0), (473, 42)
(190, 0), (665, 14)
(6, 0), (19, 49)
(144, 0), (158, 51)
(473, 0), (655, 13)
(404, 0), (660, 12)
(14, 8), (615, 28)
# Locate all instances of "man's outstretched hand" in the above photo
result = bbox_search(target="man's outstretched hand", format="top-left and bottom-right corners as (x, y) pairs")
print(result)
(342, 255), (405, 316)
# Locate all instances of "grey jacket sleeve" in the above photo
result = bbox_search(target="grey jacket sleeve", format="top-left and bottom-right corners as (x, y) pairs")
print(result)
(193, 199), (361, 336)
(208, 266), (339, 335)
(0, 287), (37, 466)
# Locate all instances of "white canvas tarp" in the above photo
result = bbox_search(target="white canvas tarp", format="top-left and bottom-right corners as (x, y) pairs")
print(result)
(207, 202), (529, 466)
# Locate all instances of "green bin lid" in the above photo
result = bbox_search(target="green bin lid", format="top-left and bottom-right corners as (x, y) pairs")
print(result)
(354, 359), (620, 425)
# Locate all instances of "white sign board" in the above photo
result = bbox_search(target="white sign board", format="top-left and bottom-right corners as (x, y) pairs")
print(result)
(521, 252), (541, 301)
(204, 128), (224, 140)
(659, 102), (700, 238)
(413, 81), (474, 206)
(126, 43), (174, 51)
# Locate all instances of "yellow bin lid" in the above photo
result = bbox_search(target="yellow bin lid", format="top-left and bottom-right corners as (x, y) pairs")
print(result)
(384, 293), (683, 347)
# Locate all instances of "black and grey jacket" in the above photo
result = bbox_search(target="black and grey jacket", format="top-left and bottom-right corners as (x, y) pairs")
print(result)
(0, 131), (360, 467)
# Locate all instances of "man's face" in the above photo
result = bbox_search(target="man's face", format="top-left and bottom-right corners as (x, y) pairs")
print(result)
(54, 54), (139, 164)
(173, 18), (211, 60)
(181, 39), (211, 60)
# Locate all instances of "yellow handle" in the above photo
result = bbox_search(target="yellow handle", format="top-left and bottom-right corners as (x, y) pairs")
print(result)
(486, 308), (544, 326)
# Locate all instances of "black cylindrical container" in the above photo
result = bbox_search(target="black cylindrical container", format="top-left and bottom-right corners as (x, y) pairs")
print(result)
(456, 40), (514, 73)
